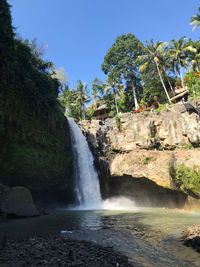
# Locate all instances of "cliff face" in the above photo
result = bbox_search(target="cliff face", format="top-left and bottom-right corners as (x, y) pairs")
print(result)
(0, 1), (74, 206)
(81, 101), (200, 208)
(82, 102), (200, 152)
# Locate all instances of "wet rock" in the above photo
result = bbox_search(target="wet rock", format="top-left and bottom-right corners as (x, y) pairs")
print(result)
(0, 186), (39, 217)
(182, 224), (200, 252)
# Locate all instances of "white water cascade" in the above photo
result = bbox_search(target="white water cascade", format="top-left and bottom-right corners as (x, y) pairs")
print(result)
(68, 118), (102, 209)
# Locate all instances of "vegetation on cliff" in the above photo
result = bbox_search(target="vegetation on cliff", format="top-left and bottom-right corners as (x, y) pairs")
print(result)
(0, 0), (72, 192)
(174, 165), (200, 197)
(59, 7), (200, 121)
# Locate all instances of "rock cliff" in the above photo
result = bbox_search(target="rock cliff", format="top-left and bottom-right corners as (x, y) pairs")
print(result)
(0, 0), (74, 208)
(80, 101), (200, 208)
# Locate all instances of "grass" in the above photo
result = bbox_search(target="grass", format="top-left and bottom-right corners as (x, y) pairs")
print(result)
(155, 103), (167, 113)
(139, 156), (154, 165)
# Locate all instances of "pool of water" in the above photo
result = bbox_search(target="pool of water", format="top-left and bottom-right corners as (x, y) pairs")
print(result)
(1, 207), (200, 266)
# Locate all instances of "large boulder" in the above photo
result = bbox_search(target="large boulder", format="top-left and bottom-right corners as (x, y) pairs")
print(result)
(182, 224), (200, 252)
(0, 186), (39, 217)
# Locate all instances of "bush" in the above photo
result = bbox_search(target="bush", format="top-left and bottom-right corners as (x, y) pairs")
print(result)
(155, 103), (167, 113)
(174, 164), (200, 196)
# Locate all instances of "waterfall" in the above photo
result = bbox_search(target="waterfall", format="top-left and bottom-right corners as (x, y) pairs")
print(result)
(68, 118), (102, 209)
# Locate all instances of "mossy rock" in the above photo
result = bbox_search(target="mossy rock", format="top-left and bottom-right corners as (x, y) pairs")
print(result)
(0, 186), (39, 217)
(173, 164), (200, 198)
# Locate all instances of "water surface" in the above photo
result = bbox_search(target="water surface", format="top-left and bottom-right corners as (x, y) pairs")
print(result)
(0, 208), (200, 266)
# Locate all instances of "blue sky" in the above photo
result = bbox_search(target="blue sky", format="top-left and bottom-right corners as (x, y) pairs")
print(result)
(10, 0), (200, 90)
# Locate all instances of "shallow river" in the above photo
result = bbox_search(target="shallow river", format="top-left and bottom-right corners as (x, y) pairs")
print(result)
(1, 207), (200, 266)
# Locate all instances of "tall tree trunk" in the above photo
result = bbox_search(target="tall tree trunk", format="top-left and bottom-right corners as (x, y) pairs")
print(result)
(64, 106), (68, 116)
(163, 66), (175, 95)
(178, 57), (185, 89)
(113, 86), (119, 114)
(132, 81), (138, 109)
(167, 77), (175, 95)
(94, 96), (97, 109)
(82, 104), (86, 120)
(155, 61), (171, 103)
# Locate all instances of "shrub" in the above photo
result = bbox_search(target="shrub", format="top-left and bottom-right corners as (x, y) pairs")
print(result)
(155, 103), (167, 113)
(174, 164), (200, 196)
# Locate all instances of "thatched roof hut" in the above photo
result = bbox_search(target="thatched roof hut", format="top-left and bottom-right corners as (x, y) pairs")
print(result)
(92, 104), (109, 120)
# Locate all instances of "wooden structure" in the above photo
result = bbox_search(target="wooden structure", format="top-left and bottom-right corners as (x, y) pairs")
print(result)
(170, 87), (189, 103)
(92, 104), (109, 120)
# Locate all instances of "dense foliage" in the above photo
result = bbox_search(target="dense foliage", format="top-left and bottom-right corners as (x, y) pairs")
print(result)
(174, 165), (200, 197)
(0, 0), (72, 192)
(59, 7), (200, 121)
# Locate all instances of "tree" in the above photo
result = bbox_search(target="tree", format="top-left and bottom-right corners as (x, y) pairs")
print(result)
(158, 46), (176, 95)
(190, 7), (200, 31)
(91, 77), (104, 109)
(0, 0), (14, 57)
(51, 66), (68, 92)
(168, 37), (196, 88)
(138, 39), (171, 102)
(0, 0), (15, 89)
(18, 37), (55, 73)
(104, 70), (123, 114)
(74, 80), (90, 120)
(102, 33), (145, 109)
(186, 40), (200, 72)
(58, 84), (72, 116)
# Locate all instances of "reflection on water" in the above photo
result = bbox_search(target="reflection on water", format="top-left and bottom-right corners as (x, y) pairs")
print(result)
(0, 208), (200, 266)
(79, 211), (103, 230)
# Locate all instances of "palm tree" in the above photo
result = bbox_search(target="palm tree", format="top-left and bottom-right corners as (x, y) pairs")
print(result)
(168, 37), (196, 88)
(187, 40), (200, 72)
(58, 84), (71, 116)
(104, 71), (123, 114)
(191, 7), (200, 31)
(138, 39), (171, 102)
(91, 77), (103, 109)
(155, 45), (176, 95)
(75, 80), (90, 120)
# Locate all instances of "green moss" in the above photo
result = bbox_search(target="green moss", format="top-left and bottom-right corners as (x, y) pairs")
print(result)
(0, 93), (72, 191)
(180, 143), (194, 149)
(0, 184), (9, 193)
(155, 103), (167, 113)
(0, 1), (73, 194)
(11, 187), (33, 204)
(173, 122), (177, 129)
(139, 156), (154, 165)
(174, 164), (200, 196)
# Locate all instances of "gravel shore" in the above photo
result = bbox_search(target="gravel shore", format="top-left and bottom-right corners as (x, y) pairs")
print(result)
(0, 235), (134, 266)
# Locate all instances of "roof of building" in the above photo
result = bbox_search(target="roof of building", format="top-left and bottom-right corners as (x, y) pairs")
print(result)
(92, 104), (108, 117)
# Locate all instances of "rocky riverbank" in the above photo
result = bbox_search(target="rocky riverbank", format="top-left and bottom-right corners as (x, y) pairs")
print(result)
(0, 235), (133, 266)
(182, 224), (200, 253)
